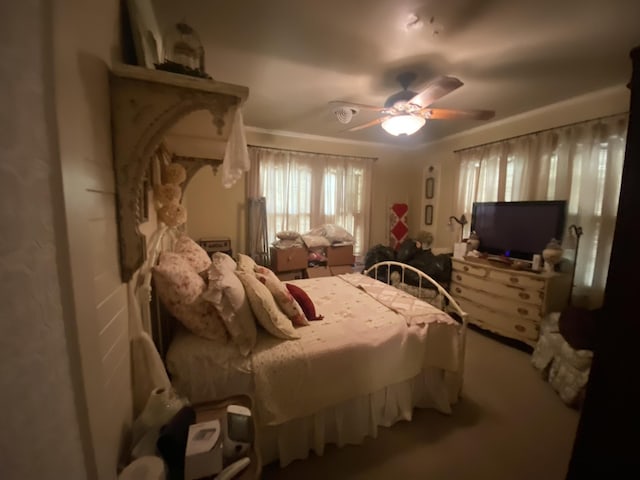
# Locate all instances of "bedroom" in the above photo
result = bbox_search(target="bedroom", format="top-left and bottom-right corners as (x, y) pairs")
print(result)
(2, 1), (639, 479)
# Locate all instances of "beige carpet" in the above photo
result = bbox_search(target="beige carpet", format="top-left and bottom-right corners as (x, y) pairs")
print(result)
(261, 327), (580, 480)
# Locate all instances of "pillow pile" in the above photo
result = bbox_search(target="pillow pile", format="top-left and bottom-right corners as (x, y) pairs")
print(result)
(155, 246), (319, 348)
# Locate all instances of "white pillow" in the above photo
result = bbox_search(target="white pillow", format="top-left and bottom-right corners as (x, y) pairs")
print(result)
(236, 253), (258, 273)
(235, 270), (299, 340)
(173, 235), (211, 273)
(203, 253), (257, 356)
(152, 252), (227, 342)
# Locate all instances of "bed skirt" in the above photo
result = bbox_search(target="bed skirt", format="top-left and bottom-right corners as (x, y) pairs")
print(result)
(259, 367), (459, 467)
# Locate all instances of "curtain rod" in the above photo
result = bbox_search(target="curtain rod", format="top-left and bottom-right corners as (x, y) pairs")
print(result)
(247, 144), (378, 162)
(453, 111), (628, 154)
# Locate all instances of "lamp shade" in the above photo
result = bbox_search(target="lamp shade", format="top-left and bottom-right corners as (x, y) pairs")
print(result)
(381, 115), (426, 136)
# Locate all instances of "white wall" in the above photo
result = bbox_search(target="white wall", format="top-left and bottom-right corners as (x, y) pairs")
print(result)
(53, 0), (131, 477)
(0, 1), (87, 479)
(413, 85), (631, 250)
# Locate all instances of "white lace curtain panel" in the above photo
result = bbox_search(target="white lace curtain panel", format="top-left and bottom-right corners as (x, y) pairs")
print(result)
(454, 113), (628, 308)
(246, 146), (374, 255)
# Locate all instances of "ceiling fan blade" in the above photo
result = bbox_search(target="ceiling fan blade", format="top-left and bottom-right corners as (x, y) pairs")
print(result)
(408, 76), (464, 107)
(418, 108), (495, 121)
(329, 100), (387, 112)
(345, 116), (389, 132)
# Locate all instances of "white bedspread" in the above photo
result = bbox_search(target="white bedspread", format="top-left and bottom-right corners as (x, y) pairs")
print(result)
(166, 274), (461, 428)
(252, 274), (460, 425)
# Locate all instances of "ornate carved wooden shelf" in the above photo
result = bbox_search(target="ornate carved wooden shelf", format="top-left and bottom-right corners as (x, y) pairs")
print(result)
(110, 63), (249, 281)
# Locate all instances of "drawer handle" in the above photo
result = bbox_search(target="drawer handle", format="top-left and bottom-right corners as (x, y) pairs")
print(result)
(515, 324), (526, 332)
(455, 287), (462, 294)
(463, 266), (469, 272)
(517, 307), (529, 316)
(509, 277), (519, 284)
(455, 274), (462, 281)
(518, 292), (530, 300)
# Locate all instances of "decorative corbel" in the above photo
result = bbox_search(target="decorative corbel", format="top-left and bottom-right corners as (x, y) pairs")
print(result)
(110, 64), (248, 281)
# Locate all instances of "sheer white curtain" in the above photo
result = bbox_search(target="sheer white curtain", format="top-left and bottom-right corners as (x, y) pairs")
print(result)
(454, 114), (628, 307)
(247, 146), (373, 255)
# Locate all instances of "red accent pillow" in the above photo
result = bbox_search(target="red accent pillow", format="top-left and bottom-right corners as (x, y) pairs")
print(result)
(285, 283), (324, 321)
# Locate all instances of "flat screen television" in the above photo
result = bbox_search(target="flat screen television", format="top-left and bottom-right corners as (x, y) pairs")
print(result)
(470, 200), (567, 261)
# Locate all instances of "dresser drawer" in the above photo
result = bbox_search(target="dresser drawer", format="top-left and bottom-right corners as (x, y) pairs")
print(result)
(455, 297), (540, 343)
(452, 259), (488, 277)
(488, 269), (545, 290)
(270, 247), (308, 272)
(451, 271), (543, 306)
(450, 282), (543, 322)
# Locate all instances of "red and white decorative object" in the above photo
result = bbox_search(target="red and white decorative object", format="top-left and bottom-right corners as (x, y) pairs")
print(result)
(389, 203), (409, 250)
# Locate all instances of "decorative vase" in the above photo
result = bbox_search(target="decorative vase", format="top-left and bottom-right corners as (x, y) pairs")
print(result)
(542, 238), (563, 272)
(466, 231), (480, 252)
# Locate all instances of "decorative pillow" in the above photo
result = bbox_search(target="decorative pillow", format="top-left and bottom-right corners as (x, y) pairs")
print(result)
(236, 253), (258, 273)
(173, 235), (211, 273)
(203, 253), (257, 356)
(152, 252), (227, 341)
(255, 266), (309, 326)
(235, 270), (299, 340)
(285, 283), (324, 321)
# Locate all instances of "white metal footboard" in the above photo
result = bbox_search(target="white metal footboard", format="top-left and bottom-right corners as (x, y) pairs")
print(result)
(363, 260), (469, 397)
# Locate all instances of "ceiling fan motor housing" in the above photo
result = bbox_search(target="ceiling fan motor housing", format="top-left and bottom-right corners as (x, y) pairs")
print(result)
(384, 89), (419, 110)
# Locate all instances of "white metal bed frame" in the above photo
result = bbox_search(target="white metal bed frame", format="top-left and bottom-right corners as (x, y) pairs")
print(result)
(363, 260), (469, 396)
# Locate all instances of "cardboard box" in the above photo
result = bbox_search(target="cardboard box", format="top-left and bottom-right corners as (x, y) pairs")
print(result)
(326, 244), (354, 266)
(271, 246), (308, 272)
(305, 266), (331, 278)
(184, 420), (223, 480)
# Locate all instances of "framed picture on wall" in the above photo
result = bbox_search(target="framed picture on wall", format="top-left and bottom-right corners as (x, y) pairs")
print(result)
(424, 205), (433, 225)
(425, 177), (434, 199)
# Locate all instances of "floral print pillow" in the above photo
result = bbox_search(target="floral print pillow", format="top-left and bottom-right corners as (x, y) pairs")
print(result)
(255, 266), (309, 327)
(153, 252), (227, 342)
(236, 270), (299, 340)
(173, 235), (211, 273)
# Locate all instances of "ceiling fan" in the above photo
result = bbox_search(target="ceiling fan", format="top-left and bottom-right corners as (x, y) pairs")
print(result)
(330, 72), (495, 136)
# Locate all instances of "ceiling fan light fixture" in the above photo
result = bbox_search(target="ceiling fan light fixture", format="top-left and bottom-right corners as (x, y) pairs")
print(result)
(381, 114), (426, 136)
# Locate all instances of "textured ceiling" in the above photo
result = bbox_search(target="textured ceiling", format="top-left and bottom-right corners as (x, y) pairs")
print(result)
(151, 0), (640, 147)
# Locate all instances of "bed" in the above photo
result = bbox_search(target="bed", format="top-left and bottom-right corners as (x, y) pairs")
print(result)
(151, 244), (468, 467)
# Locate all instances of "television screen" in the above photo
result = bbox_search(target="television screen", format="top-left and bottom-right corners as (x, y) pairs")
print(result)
(470, 201), (567, 261)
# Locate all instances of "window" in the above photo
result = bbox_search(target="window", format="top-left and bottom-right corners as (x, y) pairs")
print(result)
(249, 147), (373, 255)
(455, 114), (628, 308)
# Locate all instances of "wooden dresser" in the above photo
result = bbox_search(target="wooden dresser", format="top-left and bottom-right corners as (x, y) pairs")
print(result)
(450, 257), (571, 346)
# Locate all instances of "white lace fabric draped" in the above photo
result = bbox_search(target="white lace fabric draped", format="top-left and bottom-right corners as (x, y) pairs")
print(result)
(247, 146), (373, 255)
(454, 113), (628, 308)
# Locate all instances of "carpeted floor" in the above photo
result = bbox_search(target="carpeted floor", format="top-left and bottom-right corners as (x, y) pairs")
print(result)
(261, 327), (580, 480)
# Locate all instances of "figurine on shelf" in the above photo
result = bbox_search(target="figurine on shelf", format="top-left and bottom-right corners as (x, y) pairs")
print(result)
(542, 238), (563, 272)
(156, 22), (212, 79)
